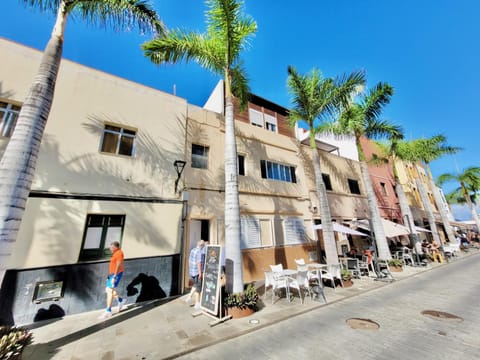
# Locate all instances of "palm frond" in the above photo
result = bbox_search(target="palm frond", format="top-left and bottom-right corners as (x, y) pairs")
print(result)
(143, 31), (223, 74)
(75, 0), (164, 35)
(230, 62), (250, 110)
(362, 82), (394, 121)
(364, 119), (403, 140)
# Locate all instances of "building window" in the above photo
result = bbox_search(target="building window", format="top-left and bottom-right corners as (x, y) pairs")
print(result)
(238, 154), (245, 176)
(260, 160), (296, 183)
(249, 108), (263, 128)
(100, 124), (136, 156)
(348, 179), (361, 194)
(0, 100), (21, 138)
(322, 173), (333, 191)
(191, 144), (209, 169)
(264, 114), (277, 132)
(79, 214), (125, 261)
(248, 108), (278, 133)
(380, 182), (388, 196)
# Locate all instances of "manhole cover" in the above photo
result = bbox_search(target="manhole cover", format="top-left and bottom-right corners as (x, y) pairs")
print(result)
(421, 310), (463, 322)
(346, 318), (380, 330)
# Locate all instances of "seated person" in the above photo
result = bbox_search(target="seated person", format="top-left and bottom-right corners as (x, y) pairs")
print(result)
(347, 247), (358, 257)
(429, 240), (444, 263)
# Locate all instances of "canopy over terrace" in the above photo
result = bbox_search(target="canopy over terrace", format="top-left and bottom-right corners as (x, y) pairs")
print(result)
(312, 223), (368, 236)
(355, 218), (431, 238)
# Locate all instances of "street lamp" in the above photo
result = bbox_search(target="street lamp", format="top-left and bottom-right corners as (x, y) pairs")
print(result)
(174, 160), (186, 193)
(403, 214), (420, 266)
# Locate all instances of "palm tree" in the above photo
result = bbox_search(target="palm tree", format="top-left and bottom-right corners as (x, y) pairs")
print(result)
(374, 138), (421, 248)
(438, 166), (480, 231)
(333, 83), (403, 260)
(286, 66), (365, 267)
(0, 0), (163, 284)
(142, 0), (256, 293)
(409, 135), (461, 245)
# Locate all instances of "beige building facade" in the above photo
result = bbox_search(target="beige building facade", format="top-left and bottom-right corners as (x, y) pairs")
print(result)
(0, 38), (187, 324)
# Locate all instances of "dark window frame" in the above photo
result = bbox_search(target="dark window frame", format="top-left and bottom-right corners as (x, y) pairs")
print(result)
(100, 124), (136, 157)
(347, 179), (361, 195)
(238, 154), (245, 176)
(191, 143), (209, 169)
(260, 160), (297, 183)
(79, 214), (125, 261)
(322, 173), (333, 191)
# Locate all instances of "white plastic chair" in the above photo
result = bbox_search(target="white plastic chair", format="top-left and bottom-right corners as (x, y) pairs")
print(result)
(264, 270), (287, 304)
(307, 268), (327, 303)
(286, 270), (311, 304)
(321, 264), (342, 289)
(295, 258), (306, 266)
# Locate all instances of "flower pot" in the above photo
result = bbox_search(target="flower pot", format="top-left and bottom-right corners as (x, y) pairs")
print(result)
(342, 279), (353, 288)
(389, 266), (403, 272)
(226, 306), (254, 319)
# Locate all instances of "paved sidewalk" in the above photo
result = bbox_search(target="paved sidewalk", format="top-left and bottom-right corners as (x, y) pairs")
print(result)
(21, 251), (479, 360)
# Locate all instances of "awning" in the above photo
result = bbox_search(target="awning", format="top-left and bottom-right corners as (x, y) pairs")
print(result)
(356, 219), (410, 238)
(312, 223), (368, 236)
(414, 226), (431, 233)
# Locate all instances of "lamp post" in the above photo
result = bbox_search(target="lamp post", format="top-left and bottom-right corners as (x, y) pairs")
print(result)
(174, 160), (186, 194)
(403, 214), (420, 266)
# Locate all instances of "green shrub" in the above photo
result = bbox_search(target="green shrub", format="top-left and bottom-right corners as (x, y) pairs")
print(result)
(224, 283), (258, 310)
(387, 259), (403, 267)
(0, 326), (33, 360)
(340, 269), (352, 281)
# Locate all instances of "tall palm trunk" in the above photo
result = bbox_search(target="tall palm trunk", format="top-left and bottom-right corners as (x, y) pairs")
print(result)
(360, 161), (391, 259)
(223, 75), (243, 293)
(415, 172), (442, 245)
(395, 181), (418, 241)
(0, 3), (68, 283)
(461, 182), (480, 231)
(311, 136), (338, 266)
(424, 164), (456, 243)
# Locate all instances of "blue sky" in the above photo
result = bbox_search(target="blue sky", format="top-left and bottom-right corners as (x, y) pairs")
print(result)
(1, 0), (479, 219)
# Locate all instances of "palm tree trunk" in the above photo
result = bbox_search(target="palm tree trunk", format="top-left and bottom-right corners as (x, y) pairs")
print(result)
(395, 180), (418, 241)
(0, 3), (67, 284)
(424, 164), (456, 243)
(223, 79), (243, 294)
(415, 176), (442, 245)
(461, 182), (480, 231)
(311, 145), (338, 266)
(360, 161), (391, 259)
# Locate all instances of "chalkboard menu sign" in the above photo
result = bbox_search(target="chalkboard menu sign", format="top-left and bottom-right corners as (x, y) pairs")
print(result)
(200, 245), (222, 315)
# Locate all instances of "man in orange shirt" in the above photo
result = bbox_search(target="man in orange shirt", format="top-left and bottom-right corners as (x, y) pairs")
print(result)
(99, 241), (127, 319)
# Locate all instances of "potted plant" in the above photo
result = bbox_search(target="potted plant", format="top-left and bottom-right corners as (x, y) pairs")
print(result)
(224, 283), (258, 319)
(340, 269), (353, 287)
(0, 326), (33, 360)
(387, 259), (403, 272)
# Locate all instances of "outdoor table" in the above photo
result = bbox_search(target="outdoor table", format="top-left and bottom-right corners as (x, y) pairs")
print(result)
(281, 269), (297, 302)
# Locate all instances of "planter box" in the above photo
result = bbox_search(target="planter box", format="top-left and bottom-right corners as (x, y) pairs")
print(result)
(226, 306), (255, 319)
(389, 265), (403, 272)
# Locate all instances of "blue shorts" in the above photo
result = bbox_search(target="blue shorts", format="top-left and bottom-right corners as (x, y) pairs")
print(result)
(106, 272), (123, 289)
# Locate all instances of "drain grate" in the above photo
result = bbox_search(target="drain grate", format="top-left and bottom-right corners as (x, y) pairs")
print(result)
(346, 318), (380, 330)
(421, 310), (463, 322)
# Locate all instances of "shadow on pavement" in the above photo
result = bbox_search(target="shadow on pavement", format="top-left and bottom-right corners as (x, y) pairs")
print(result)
(24, 297), (175, 359)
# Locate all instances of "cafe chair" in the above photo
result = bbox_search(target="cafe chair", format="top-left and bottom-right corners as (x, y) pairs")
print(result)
(286, 270), (311, 304)
(295, 258), (306, 266)
(346, 258), (361, 279)
(308, 269), (327, 303)
(264, 270), (288, 304)
(321, 264), (342, 290)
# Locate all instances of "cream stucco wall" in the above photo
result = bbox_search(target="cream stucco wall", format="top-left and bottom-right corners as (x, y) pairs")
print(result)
(0, 38), (187, 198)
(10, 198), (183, 268)
(1, 38), (187, 269)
